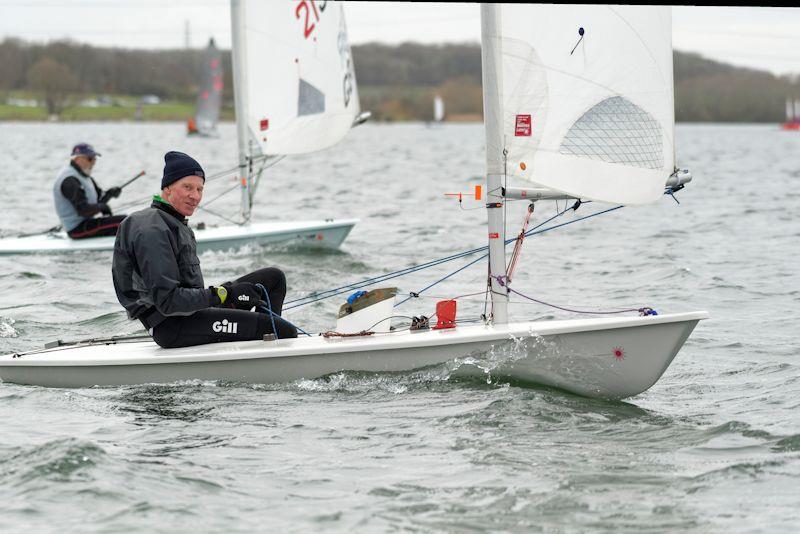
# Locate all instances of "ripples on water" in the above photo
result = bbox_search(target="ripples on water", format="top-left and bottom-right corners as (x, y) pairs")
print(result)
(0, 123), (799, 532)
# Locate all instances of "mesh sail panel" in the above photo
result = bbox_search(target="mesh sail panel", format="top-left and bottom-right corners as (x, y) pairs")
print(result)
(237, 1), (359, 156)
(559, 96), (663, 170)
(298, 79), (325, 116)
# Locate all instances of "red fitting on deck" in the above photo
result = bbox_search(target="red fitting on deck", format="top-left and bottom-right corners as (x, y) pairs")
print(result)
(433, 300), (457, 330)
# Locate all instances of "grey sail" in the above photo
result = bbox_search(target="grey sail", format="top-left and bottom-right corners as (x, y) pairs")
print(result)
(194, 38), (224, 136)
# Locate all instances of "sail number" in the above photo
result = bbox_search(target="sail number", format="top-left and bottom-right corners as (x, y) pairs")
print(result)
(337, 17), (353, 108)
(296, 0), (328, 39)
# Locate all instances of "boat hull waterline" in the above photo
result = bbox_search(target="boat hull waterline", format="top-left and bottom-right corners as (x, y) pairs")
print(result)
(0, 219), (358, 255)
(0, 312), (707, 399)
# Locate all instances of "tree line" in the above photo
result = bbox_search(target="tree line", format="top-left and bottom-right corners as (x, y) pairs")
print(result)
(1, 37), (798, 122)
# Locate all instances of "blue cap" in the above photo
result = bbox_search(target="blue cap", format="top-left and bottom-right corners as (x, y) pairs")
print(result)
(71, 143), (100, 158)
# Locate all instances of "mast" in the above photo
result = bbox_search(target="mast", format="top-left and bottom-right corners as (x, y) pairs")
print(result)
(480, 4), (509, 325)
(230, 0), (252, 223)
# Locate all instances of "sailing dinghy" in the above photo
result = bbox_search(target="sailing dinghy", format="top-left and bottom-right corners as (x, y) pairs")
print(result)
(0, 5), (706, 399)
(0, 220), (357, 255)
(781, 97), (800, 131)
(187, 37), (224, 137)
(0, 0), (363, 255)
(434, 94), (445, 123)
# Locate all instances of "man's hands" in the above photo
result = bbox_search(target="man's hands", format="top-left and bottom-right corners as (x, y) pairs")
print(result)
(99, 187), (122, 203)
(99, 202), (113, 216)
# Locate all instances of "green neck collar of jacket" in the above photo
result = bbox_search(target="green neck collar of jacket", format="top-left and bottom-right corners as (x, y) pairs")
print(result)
(153, 194), (170, 205)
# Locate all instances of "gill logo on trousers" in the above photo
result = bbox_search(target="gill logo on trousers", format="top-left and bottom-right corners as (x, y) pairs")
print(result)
(212, 319), (238, 333)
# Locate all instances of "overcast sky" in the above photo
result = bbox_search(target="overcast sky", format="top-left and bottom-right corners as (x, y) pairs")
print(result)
(1, 2), (799, 76)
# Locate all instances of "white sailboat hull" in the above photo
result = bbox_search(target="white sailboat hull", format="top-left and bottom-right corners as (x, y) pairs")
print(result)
(0, 312), (707, 399)
(0, 219), (358, 255)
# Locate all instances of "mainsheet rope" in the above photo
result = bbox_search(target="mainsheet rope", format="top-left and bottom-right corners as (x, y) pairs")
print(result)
(285, 202), (624, 311)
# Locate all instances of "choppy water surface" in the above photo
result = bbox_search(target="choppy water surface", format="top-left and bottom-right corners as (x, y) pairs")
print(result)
(0, 122), (798, 532)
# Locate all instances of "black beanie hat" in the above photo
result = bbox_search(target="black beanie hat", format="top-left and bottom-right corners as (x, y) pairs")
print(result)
(161, 151), (205, 189)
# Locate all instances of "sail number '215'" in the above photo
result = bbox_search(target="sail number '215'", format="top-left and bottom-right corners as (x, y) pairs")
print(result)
(296, 0), (328, 39)
(295, 1), (353, 108)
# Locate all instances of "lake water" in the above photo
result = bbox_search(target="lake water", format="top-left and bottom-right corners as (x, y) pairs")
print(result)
(0, 122), (798, 532)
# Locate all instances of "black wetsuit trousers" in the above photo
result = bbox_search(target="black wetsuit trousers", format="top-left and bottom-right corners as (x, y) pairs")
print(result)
(151, 267), (298, 348)
(68, 215), (127, 239)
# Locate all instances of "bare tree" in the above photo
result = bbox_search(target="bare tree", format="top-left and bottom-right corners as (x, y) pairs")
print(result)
(26, 57), (79, 115)
(0, 39), (27, 93)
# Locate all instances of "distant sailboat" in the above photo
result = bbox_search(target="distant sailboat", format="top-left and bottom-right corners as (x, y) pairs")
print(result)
(0, 0), (362, 255)
(781, 97), (800, 130)
(188, 38), (224, 137)
(433, 94), (445, 123)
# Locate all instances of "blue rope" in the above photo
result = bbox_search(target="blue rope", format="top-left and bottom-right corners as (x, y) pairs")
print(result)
(396, 205), (629, 306)
(523, 204), (624, 238)
(524, 203), (577, 234)
(287, 203), (624, 311)
(284, 204), (582, 310)
(284, 245), (491, 310)
(396, 252), (489, 306)
(255, 283), (280, 338)
(286, 186), (684, 312)
(255, 283), (313, 337)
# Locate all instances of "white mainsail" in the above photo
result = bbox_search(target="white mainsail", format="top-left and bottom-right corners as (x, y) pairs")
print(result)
(433, 95), (445, 122)
(484, 5), (675, 205)
(231, 0), (360, 157)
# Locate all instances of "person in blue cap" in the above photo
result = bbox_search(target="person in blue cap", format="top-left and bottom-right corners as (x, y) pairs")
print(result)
(53, 142), (125, 239)
(112, 151), (297, 348)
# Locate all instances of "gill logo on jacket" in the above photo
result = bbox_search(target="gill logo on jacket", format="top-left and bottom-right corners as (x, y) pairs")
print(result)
(212, 319), (238, 334)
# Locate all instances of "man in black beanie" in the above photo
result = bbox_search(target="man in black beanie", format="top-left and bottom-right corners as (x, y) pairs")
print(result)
(112, 151), (297, 348)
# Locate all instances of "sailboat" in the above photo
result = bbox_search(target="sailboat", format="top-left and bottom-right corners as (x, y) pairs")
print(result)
(187, 37), (223, 137)
(433, 94), (445, 123)
(0, 0), (362, 256)
(0, 5), (706, 400)
(781, 97), (800, 130)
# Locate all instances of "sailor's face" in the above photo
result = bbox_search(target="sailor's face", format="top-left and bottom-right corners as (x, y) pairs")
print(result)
(163, 175), (204, 217)
(75, 155), (96, 173)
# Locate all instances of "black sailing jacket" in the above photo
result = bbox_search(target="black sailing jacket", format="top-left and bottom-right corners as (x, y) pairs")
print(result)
(112, 199), (215, 329)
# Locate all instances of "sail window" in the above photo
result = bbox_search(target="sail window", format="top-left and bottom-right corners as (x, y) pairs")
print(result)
(559, 96), (663, 169)
(298, 79), (325, 116)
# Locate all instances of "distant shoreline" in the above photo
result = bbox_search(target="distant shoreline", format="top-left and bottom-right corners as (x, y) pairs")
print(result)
(3, 38), (799, 123)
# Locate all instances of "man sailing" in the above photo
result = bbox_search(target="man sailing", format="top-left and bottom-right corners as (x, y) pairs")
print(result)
(112, 151), (297, 348)
(53, 143), (125, 239)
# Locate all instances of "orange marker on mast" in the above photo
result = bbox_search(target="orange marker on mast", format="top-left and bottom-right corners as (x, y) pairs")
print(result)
(444, 184), (482, 202)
